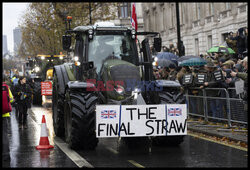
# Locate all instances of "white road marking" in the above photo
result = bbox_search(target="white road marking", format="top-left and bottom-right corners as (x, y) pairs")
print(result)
(106, 147), (119, 154)
(53, 137), (94, 168)
(128, 160), (145, 168)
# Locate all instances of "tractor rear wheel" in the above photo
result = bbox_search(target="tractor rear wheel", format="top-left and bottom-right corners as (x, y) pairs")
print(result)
(64, 89), (98, 150)
(52, 73), (65, 137)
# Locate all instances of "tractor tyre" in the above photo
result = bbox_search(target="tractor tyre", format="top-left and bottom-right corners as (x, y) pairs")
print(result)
(52, 73), (65, 137)
(64, 89), (98, 150)
(152, 89), (186, 146)
(33, 81), (42, 105)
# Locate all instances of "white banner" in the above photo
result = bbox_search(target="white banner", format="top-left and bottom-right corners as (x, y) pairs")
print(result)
(96, 104), (187, 138)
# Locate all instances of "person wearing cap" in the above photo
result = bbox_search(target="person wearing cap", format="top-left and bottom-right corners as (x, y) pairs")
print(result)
(167, 64), (177, 81)
(231, 57), (248, 81)
(201, 60), (224, 120)
(176, 66), (191, 85)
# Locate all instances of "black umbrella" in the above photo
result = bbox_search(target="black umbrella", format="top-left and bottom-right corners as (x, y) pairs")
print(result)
(177, 55), (200, 63)
(156, 52), (179, 65)
(157, 58), (177, 68)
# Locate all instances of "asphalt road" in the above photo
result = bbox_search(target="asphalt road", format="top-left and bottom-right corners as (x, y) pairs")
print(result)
(4, 98), (247, 168)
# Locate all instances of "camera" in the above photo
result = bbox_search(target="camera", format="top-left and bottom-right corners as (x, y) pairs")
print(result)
(224, 69), (232, 78)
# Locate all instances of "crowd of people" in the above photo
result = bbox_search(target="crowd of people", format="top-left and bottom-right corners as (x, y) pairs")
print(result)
(152, 27), (248, 121)
(2, 74), (32, 163)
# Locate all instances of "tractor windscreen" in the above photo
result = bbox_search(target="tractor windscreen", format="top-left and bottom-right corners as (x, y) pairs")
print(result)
(88, 34), (138, 73)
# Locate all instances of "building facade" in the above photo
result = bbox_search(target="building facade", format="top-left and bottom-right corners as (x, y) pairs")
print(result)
(2, 35), (8, 56)
(142, 2), (248, 55)
(13, 27), (22, 55)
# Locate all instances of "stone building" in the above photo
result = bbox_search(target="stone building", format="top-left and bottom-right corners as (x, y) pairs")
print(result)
(142, 2), (248, 55)
(111, 2), (144, 42)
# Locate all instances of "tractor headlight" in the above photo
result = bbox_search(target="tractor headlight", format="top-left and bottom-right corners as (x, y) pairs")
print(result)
(75, 61), (81, 66)
(131, 29), (136, 39)
(114, 85), (125, 95)
(88, 29), (93, 39)
(133, 87), (141, 93)
(35, 66), (40, 72)
(74, 56), (79, 61)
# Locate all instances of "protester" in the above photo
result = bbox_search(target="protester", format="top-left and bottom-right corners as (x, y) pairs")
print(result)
(2, 74), (14, 164)
(169, 43), (179, 56)
(167, 64), (178, 81)
(177, 40), (185, 57)
(230, 27), (247, 60)
(200, 61), (224, 120)
(162, 46), (170, 52)
(13, 76), (32, 129)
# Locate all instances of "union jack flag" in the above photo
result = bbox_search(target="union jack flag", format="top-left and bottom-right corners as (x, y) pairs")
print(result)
(168, 108), (182, 116)
(101, 110), (117, 119)
(131, 3), (138, 31)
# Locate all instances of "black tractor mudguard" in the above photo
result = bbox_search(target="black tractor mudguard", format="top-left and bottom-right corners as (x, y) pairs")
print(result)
(54, 64), (70, 95)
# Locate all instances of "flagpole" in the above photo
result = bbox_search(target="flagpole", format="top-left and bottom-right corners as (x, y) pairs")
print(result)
(176, 2), (181, 56)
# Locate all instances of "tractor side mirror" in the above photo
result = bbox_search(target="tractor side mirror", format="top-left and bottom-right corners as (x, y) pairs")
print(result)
(153, 37), (162, 52)
(62, 35), (72, 51)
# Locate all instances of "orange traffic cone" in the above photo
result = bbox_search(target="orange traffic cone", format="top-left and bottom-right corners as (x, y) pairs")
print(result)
(36, 115), (54, 150)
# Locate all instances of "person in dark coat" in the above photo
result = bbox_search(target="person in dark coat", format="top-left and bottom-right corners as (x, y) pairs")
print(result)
(230, 28), (247, 60)
(13, 76), (32, 129)
(200, 61), (224, 120)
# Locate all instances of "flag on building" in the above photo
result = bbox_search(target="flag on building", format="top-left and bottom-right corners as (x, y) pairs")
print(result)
(131, 3), (138, 31)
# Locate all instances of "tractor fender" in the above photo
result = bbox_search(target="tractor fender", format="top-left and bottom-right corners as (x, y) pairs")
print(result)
(66, 81), (96, 92)
(54, 64), (70, 95)
(155, 80), (181, 88)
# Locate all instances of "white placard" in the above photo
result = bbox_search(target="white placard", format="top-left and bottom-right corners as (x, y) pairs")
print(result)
(235, 79), (244, 95)
(96, 104), (187, 138)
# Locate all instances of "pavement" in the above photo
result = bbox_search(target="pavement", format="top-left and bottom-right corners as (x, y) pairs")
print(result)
(187, 120), (248, 144)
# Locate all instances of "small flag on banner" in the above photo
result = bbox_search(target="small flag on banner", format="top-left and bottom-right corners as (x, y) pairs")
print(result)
(101, 110), (117, 119)
(168, 108), (182, 116)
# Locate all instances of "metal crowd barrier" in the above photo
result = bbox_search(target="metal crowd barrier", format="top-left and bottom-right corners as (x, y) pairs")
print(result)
(184, 87), (248, 128)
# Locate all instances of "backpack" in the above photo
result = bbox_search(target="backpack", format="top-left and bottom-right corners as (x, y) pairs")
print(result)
(2, 82), (12, 114)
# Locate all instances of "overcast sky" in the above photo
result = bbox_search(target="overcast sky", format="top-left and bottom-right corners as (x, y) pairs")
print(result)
(3, 2), (29, 53)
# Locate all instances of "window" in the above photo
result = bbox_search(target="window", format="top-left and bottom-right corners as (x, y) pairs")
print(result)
(88, 34), (138, 73)
(196, 3), (201, 20)
(195, 38), (199, 56)
(207, 35), (212, 50)
(170, 3), (175, 28)
(209, 3), (214, 15)
(119, 3), (130, 18)
(225, 3), (231, 10)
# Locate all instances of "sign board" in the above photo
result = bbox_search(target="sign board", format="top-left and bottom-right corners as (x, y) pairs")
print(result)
(41, 81), (52, 96)
(213, 70), (224, 82)
(235, 79), (244, 95)
(195, 73), (207, 84)
(182, 74), (193, 85)
(96, 104), (187, 138)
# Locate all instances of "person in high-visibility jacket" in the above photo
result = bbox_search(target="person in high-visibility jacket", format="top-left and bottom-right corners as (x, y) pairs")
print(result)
(2, 75), (14, 164)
